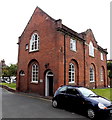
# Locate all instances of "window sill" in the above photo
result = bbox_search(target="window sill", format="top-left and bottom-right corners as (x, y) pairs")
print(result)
(31, 81), (38, 84)
(69, 81), (75, 84)
(89, 55), (95, 58)
(90, 81), (95, 83)
(29, 49), (39, 53)
(70, 49), (77, 52)
(25, 49), (29, 51)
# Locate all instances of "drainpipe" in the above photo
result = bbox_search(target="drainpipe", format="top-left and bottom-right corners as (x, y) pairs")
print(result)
(56, 19), (66, 85)
(83, 42), (86, 87)
(64, 34), (66, 85)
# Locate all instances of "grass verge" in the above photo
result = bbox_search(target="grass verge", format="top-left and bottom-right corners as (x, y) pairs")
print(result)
(0, 82), (16, 90)
(91, 88), (112, 101)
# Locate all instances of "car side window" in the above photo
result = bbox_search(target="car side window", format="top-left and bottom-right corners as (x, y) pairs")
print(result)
(59, 86), (67, 93)
(66, 87), (79, 95)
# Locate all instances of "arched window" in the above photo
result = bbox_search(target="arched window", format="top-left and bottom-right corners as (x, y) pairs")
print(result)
(32, 64), (39, 83)
(30, 33), (39, 52)
(19, 70), (25, 76)
(69, 63), (75, 83)
(100, 67), (104, 81)
(90, 65), (95, 82)
(89, 41), (94, 57)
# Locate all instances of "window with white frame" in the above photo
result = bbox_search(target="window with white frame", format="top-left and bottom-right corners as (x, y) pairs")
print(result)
(90, 66), (95, 82)
(70, 38), (76, 51)
(69, 63), (75, 83)
(30, 33), (39, 52)
(89, 42), (94, 57)
(101, 53), (104, 60)
(25, 44), (28, 50)
(19, 70), (25, 76)
(100, 67), (104, 81)
(31, 64), (39, 83)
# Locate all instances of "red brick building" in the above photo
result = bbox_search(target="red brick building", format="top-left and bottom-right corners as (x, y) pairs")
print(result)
(17, 7), (108, 96)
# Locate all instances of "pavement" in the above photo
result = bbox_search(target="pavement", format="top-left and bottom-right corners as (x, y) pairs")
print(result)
(0, 84), (52, 100)
(1, 87), (89, 119)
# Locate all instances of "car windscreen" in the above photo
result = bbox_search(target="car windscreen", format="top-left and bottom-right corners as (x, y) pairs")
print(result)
(77, 87), (97, 97)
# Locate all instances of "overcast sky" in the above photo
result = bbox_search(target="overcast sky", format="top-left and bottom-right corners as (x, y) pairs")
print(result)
(0, 0), (110, 65)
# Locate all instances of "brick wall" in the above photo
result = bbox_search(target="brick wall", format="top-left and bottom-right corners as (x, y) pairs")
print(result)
(17, 7), (108, 96)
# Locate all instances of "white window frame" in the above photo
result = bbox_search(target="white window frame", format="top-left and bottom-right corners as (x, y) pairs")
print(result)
(70, 38), (76, 52)
(69, 63), (75, 83)
(30, 33), (39, 52)
(90, 66), (95, 82)
(89, 42), (94, 57)
(31, 64), (39, 83)
(25, 44), (29, 50)
(19, 70), (25, 76)
(101, 53), (104, 61)
(100, 67), (104, 81)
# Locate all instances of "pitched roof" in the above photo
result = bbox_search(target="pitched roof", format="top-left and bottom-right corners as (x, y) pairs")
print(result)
(18, 6), (108, 54)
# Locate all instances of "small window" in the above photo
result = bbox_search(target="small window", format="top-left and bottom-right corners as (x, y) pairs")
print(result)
(19, 70), (25, 76)
(30, 33), (39, 52)
(70, 38), (76, 51)
(90, 66), (95, 82)
(89, 42), (94, 57)
(101, 53), (104, 60)
(69, 63), (75, 83)
(25, 44), (28, 50)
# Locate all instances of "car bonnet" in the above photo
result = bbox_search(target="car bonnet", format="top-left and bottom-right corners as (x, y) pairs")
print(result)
(89, 96), (112, 107)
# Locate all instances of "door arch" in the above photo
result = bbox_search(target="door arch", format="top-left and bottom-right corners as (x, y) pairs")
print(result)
(45, 71), (54, 96)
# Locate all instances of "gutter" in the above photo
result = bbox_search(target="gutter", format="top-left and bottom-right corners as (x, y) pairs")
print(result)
(57, 26), (85, 42)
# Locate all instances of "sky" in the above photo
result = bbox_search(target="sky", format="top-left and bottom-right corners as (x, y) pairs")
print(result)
(0, 0), (111, 65)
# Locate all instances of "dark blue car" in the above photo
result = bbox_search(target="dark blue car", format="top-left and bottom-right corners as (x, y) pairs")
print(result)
(52, 85), (112, 119)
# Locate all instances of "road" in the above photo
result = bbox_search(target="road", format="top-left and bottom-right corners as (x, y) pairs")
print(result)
(0, 87), (90, 119)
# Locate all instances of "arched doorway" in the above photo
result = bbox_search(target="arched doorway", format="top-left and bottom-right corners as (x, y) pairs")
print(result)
(45, 71), (54, 96)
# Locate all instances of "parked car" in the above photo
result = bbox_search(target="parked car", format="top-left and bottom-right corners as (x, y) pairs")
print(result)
(52, 85), (112, 119)
(10, 76), (16, 83)
(1, 77), (10, 83)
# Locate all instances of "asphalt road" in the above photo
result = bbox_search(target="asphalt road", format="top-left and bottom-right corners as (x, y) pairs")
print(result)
(0, 88), (90, 119)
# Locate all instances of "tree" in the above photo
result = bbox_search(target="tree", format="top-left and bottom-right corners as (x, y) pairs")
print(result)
(8, 64), (17, 76)
(107, 61), (112, 87)
(107, 61), (112, 78)
(2, 64), (17, 77)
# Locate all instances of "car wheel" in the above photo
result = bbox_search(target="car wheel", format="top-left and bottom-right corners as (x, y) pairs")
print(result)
(87, 108), (96, 119)
(52, 100), (58, 108)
